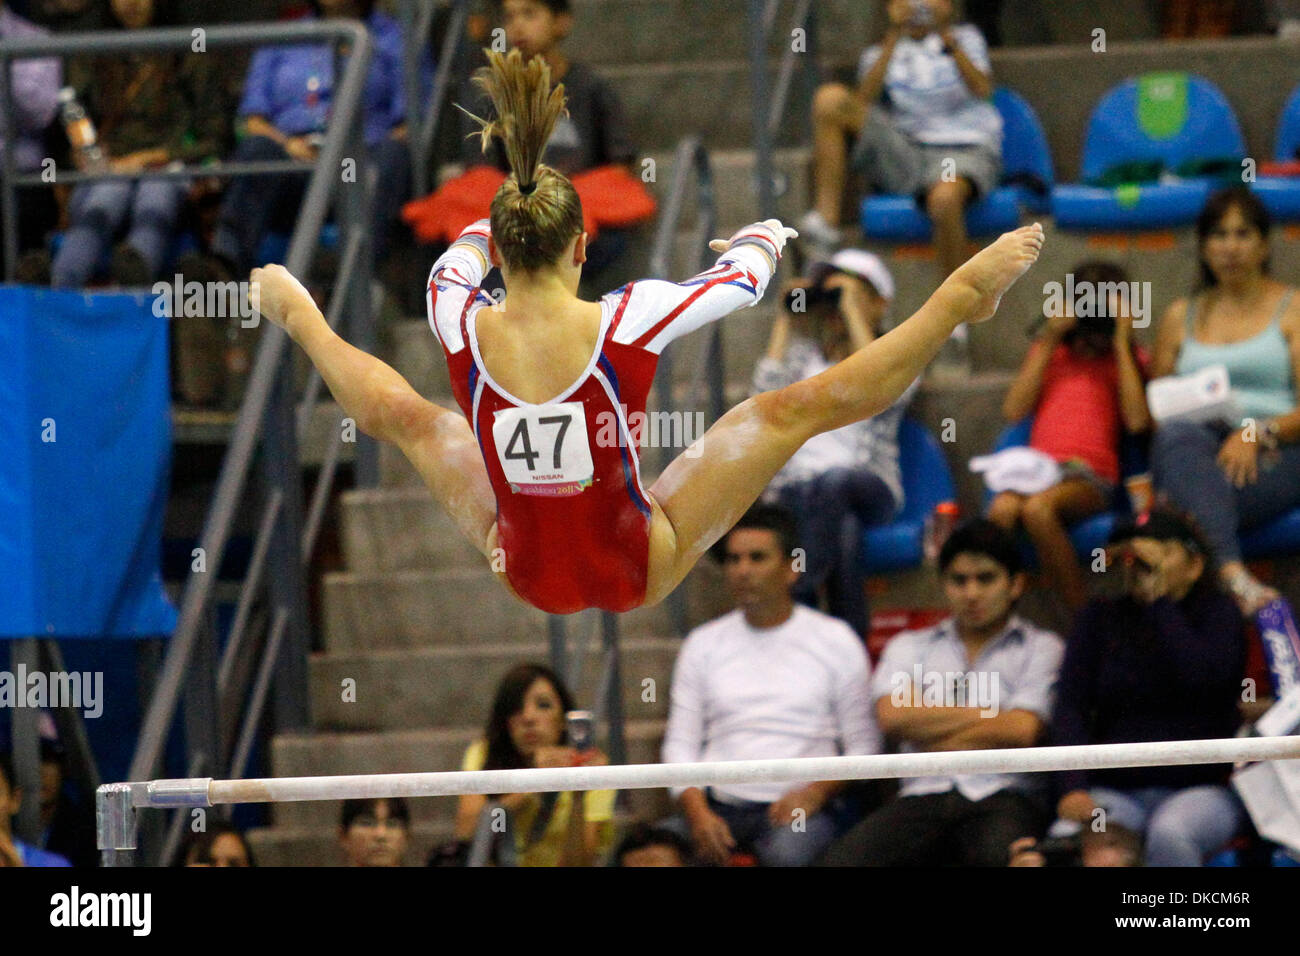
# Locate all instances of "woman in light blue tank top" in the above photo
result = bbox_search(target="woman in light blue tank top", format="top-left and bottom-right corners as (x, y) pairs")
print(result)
(1150, 188), (1300, 615)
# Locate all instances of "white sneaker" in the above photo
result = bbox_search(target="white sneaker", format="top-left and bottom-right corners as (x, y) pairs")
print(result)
(797, 209), (841, 258)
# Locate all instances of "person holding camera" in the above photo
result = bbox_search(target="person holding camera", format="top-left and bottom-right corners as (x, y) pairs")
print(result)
(1007, 827), (1141, 867)
(800, 0), (1001, 289)
(754, 250), (917, 638)
(1045, 507), (1248, 866)
(988, 260), (1152, 611)
(450, 663), (613, 867)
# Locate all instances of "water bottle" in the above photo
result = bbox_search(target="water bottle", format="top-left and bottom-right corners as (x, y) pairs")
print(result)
(923, 501), (960, 565)
(58, 86), (107, 173)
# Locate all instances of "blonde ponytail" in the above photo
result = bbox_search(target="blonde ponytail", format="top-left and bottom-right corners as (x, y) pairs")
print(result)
(457, 48), (585, 272)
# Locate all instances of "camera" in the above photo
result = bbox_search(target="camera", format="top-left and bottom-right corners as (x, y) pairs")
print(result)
(1065, 312), (1116, 342)
(565, 710), (595, 752)
(783, 284), (842, 314)
(1030, 835), (1081, 867)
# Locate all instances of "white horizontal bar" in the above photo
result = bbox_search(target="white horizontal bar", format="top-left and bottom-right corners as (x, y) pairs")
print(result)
(177, 735), (1300, 808)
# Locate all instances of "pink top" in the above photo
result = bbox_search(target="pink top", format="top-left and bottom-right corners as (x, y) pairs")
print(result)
(1027, 341), (1148, 485)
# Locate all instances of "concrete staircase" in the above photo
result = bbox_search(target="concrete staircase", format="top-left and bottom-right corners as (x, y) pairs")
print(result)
(243, 3), (1300, 864)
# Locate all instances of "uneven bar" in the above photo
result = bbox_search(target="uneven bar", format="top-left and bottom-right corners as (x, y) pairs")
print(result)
(150, 735), (1300, 807)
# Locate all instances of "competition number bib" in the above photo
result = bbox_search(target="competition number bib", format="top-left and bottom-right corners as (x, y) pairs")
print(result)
(492, 401), (594, 496)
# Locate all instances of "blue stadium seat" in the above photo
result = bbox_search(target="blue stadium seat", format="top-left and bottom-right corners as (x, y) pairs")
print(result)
(1051, 72), (1245, 230)
(860, 417), (957, 574)
(858, 86), (1044, 242)
(1240, 506), (1300, 561)
(993, 86), (1054, 214)
(1253, 83), (1300, 222)
(985, 417), (1150, 565)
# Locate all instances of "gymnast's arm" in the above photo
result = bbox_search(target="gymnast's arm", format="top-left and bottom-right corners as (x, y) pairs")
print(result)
(428, 218), (494, 337)
(607, 231), (781, 355)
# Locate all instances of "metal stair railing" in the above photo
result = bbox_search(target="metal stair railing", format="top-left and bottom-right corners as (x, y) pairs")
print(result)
(0, 19), (377, 866)
(399, 0), (471, 198)
(748, 0), (820, 222)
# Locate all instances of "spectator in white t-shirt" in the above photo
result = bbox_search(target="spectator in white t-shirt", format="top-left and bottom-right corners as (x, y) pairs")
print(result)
(800, 0), (1002, 284)
(657, 503), (881, 866)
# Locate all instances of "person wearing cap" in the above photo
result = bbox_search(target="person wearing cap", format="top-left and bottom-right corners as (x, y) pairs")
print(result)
(1043, 506), (1248, 866)
(753, 249), (918, 638)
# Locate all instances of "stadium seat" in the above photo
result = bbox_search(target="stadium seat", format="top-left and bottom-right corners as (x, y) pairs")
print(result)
(857, 86), (1047, 242)
(1253, 83), (1300, 222)
(859, 417), (957, 574)
(984, 417), (1149, 565)
(992, 86), (1054, 214)
(1051, 72), (1245, 230)
(1239, 505), (1300, 561)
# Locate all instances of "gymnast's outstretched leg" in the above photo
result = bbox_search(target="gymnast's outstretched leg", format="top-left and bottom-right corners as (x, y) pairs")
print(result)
(642, 224), (1045, 605)
(247, 266), (502, 578)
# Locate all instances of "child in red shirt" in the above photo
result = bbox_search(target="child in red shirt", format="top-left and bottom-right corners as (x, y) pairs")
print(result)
(988, 262), (1152, 609)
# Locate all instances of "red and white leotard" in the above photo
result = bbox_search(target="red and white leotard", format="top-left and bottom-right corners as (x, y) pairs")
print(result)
(426, 219), (780, 614)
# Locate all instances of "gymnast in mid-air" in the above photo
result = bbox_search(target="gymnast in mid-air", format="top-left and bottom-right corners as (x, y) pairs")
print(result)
(249, 48), (1044, 616)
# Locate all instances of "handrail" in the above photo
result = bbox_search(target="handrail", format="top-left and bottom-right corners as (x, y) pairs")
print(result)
(399, 0), (471, 197)
(646, 133), (717, 647)
(747, 0), (819, 221)
(0, 20), (376, 865)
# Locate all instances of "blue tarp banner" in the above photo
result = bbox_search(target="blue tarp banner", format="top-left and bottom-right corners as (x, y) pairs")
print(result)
(0, 286), (177, 638)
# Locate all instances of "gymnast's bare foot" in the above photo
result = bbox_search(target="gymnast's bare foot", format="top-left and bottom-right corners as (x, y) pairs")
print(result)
(951, 223), (1045, 324)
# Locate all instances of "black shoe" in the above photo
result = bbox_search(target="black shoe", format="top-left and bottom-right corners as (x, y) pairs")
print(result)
(110, 242), (151, 287)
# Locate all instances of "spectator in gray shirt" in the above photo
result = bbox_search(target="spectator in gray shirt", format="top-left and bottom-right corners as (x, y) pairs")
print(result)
(821, 519), (1064, 866)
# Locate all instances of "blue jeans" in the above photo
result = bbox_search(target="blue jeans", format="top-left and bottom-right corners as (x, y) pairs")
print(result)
(776, 467), (898, 636)
(659, 792), (848, 866)
(52, 177), (188, 288)
(1152, 418), (1300, 563)
(212, 134), (411, 273)
(1049, 784), (1245, 866)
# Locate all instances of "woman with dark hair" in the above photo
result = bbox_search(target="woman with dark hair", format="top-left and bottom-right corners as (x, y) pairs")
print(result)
(991, 259), (1152, 610)
(250, 47), (1043, 616)
(178, 820), (255, 867)
(452, 663), (613, 866)
(1150, 186), (1300, 613)
(1047, 506), (1247, 866)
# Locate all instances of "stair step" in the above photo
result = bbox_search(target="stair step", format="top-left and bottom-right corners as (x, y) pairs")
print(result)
(321, 560), (727, 649)
(307, 637), (681, 731)
(567, 0), (878, 69)
(266, 720), (671, 828)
